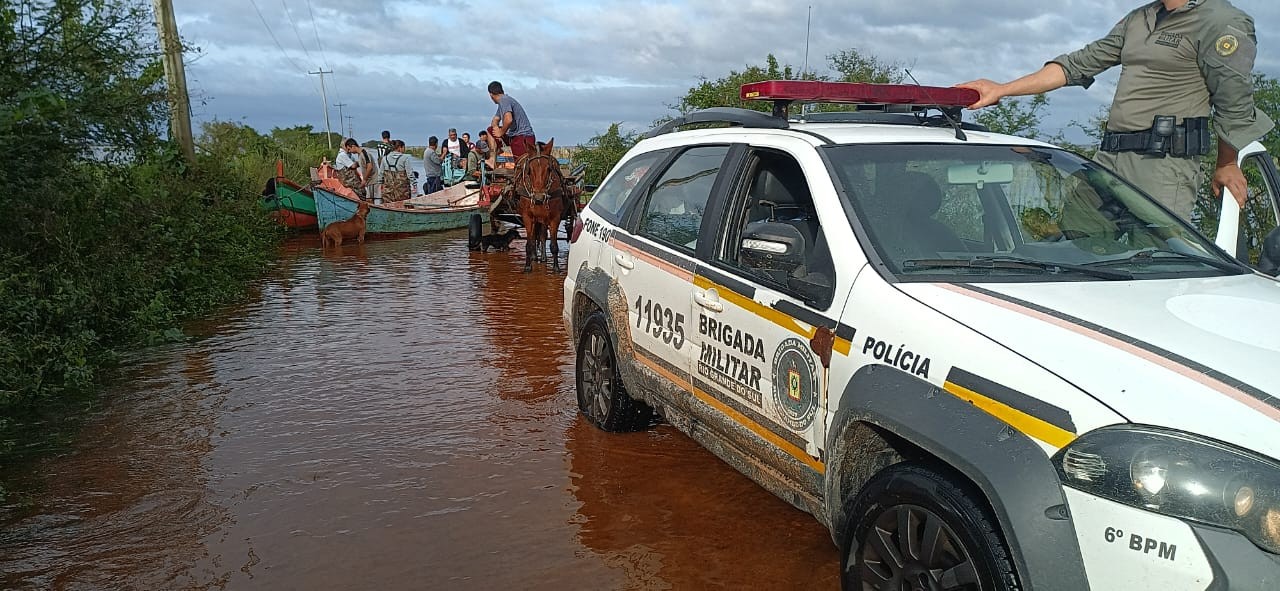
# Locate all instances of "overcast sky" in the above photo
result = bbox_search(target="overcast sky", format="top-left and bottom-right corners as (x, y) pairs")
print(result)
(175, 0), (1280, 146)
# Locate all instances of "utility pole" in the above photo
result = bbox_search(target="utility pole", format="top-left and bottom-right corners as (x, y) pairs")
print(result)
(344, 115), (354, 139)
(309, 68), (334, 150)
(333, 102), (348, 136)
(152, 0), (195, 162)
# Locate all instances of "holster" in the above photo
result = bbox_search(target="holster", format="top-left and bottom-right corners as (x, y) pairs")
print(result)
(1099, 116), (1211, 157)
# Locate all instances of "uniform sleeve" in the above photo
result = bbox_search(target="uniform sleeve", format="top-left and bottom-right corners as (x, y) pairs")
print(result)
(1198, 15), (1276, 151)
(1048, 14), (1130, 89)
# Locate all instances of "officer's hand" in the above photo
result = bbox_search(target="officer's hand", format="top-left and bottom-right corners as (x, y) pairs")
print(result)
(955, 79), (1004, 109)
(1212, 163), (1249, 208)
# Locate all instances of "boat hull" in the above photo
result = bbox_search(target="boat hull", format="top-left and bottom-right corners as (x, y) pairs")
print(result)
(270, 209), (319, 230)
(261, 178), (318, 230)
(314, 187), (486, 234)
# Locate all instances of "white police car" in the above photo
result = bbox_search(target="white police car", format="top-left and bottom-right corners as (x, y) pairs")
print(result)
(561, 80), (1280, 590)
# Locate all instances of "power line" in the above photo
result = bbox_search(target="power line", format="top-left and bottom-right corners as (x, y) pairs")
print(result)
(249, 0), (306, 75)
(280, 0), (314, 63)
(304, 0), (331, 69)
(330, 68), (344, 107)
(301, 0), (340, 107)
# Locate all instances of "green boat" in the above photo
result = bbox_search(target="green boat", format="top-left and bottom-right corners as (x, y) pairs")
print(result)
(313, 182), (487, 234)
(260, 177), (318, 230)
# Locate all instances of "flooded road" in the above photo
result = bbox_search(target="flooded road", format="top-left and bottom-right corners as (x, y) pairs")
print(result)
(0, 232), (839, 589)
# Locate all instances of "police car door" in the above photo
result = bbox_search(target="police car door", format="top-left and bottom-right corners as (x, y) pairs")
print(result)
(691, 141), (853, 478)
(611, 145), (734, 388)
(1210, 142), (1280, 272)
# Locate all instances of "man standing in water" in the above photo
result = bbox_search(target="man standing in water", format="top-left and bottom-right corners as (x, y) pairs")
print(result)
(487, 81), (537, 158)
(958, 0), (1273, 222)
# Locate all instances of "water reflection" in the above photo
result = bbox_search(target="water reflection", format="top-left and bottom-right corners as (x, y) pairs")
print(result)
(565, 419), (840, 589)
(0, 231), (837, 590)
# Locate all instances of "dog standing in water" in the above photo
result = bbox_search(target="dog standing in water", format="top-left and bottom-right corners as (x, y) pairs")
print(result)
(469, 227), (521, 252)
(320, 201), (370, 248)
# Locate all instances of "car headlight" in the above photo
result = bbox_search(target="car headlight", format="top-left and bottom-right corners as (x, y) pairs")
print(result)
(1054, 425), (1280, 554)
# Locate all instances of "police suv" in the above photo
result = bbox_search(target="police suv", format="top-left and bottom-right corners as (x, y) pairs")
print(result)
(561, 80), (1280, 590)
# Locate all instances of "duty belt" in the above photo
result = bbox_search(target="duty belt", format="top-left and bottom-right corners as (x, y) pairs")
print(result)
(1100, 116), (1210, 157)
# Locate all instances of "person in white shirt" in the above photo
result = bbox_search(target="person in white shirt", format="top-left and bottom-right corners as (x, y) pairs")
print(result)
(440, 128), (469, 161)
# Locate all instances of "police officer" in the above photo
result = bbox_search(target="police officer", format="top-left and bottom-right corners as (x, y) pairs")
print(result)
(959, 0), (1274, 222)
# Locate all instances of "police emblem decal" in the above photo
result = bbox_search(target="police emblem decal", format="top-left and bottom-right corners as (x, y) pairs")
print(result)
(1216, 34), (1239, 57)
(772, 338), (819, 431)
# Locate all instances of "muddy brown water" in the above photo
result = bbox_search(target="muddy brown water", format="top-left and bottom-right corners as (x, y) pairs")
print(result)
(0, 232), (839, 590)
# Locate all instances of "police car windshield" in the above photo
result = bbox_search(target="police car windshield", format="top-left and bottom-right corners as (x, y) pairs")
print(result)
(824, 144), (1246, 281)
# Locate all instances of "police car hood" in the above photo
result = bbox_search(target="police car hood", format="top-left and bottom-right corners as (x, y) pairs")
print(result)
(900, 274), (1280, 459)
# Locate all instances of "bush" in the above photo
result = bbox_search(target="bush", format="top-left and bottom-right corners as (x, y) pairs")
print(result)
(0, 0), (284, 498)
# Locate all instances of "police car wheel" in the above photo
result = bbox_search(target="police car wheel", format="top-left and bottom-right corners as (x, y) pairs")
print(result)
(841, 463), (1018, 591)
(575, 311), (652, 432)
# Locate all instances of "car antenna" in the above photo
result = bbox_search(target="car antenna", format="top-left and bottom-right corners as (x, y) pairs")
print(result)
(904, 69), (967, 141)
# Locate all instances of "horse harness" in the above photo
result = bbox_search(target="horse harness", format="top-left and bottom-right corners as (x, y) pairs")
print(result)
(512, 153), (563, 206)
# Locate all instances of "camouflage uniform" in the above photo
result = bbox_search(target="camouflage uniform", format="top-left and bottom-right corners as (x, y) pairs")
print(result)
(1050, 0), (1274, 220)
(381, 151), (412, 203)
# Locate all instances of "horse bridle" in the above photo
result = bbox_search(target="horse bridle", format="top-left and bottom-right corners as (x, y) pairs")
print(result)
(514, 153), (562, 205)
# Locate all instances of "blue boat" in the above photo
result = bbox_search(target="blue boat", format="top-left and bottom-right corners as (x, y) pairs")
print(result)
(314, 183), (488, 234)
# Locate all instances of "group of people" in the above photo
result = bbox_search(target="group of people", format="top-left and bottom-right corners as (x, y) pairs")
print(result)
(330, 81), (538, 203)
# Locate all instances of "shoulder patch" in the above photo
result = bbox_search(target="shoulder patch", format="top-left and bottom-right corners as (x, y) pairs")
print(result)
(1215, 34), (1239, 56)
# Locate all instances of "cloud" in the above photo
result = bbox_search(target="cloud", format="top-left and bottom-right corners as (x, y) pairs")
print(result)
(176, 0), (1280, 145)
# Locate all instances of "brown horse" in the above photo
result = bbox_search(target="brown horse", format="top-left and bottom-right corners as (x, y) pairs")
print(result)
(511, 139), (566, 273)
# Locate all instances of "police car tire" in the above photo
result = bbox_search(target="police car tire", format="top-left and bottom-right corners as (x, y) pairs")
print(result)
(575, 311), (653, 432)
(467, 213), (483, 249)
(840, 463), (1020, 591)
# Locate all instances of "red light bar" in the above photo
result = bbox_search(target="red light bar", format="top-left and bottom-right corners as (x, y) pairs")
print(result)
(741, 80), (978, 108)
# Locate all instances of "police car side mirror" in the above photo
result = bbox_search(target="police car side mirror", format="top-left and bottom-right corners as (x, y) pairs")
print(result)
(1259, 227), (1280, 276)
(741, 222), (806, 271)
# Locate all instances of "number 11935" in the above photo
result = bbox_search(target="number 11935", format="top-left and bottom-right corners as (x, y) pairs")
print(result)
(635, 295), (686, 350)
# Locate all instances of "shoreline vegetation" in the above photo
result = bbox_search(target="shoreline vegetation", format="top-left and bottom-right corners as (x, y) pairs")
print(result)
(0, 1), (342, 502)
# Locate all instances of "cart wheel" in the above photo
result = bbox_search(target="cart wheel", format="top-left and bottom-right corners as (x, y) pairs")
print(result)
(467, 213), (483, 250)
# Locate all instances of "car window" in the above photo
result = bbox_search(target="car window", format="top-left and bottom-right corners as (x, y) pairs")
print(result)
(825, 144), (1245, 281)
(588, 150), (667, 224)
(637, 146), (729, 252)
(718, 149), (835, 308)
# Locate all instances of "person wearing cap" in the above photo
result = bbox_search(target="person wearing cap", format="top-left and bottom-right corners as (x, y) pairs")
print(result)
(487, 81), (537, 158)
(958, 0), (1274, 222)
(476, 129), (496, 169)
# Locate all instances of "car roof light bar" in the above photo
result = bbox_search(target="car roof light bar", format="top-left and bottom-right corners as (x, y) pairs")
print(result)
(741, 80), (979, 118)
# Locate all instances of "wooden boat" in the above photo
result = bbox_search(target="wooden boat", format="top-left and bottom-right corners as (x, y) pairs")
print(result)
(260, 163), (319, 230)
(313, 172), (487, 234)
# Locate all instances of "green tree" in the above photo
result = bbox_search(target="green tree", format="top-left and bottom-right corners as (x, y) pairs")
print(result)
(826, 48), (903, 84)
(674, 54), (801, 114)
(0, 0), (280, 488)
(574, 123), (640, 185)
(972, 94), (1050, 140)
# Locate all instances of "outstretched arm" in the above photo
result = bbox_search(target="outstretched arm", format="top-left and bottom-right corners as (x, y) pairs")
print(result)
(956, 64), (1068, 109)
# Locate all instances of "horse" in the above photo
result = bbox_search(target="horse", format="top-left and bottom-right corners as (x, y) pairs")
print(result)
(510, 139), (566, 273)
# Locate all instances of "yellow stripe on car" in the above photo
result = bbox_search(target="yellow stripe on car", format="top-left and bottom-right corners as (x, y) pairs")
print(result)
(942, 381), (1077, 449)
(635, 352), (826, 474)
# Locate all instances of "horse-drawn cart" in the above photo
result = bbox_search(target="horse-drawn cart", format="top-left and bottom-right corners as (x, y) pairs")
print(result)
(480, 157), (586, 231)
(467, 142), (587, 272)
